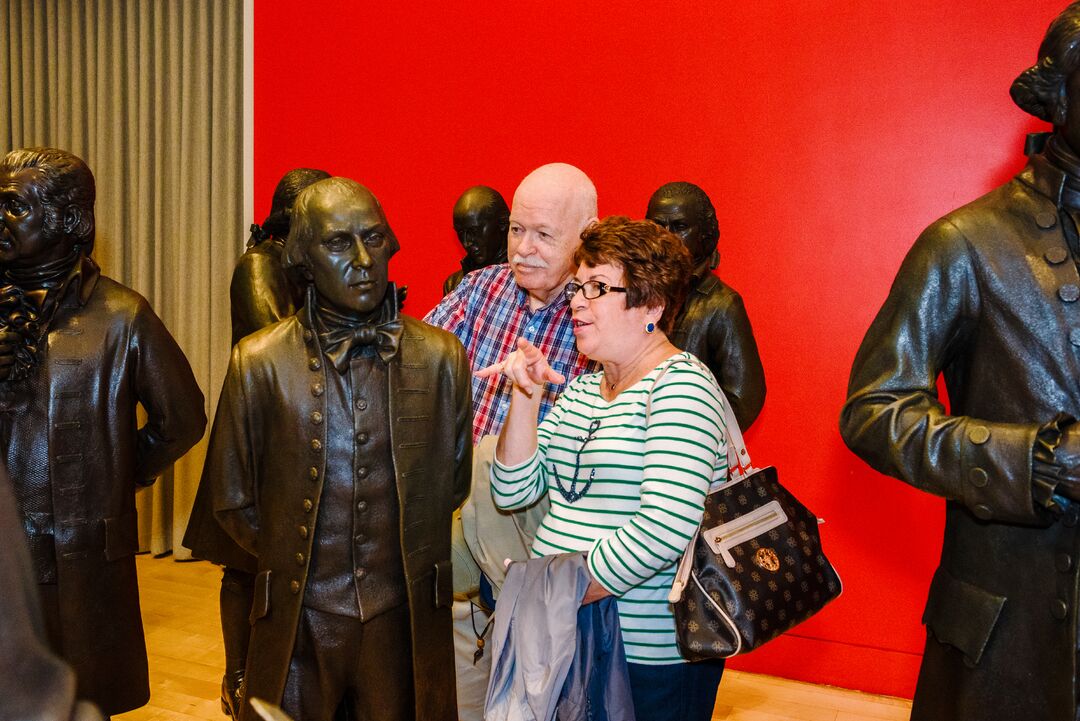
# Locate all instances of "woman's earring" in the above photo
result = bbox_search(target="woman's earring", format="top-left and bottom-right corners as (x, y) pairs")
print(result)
(645, 322), (656, 334)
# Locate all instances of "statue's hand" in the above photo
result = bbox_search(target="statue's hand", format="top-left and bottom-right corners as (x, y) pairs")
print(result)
(0, 330), (20, 381)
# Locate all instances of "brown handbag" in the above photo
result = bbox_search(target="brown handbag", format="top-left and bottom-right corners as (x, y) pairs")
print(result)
(666, 377), (842, 659)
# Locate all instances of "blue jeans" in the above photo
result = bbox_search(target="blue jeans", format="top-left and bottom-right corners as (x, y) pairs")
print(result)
(627, 659), (725, 721)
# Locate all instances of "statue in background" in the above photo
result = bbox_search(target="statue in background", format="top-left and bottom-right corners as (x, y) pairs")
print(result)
(443, 185), (509, 294)
(841, 4), (1080, 719)
(231, 168), (331, 344)
(646, 182), (765, 429)
(184, 166), (329, 718)
(203, 177), (470, 721)
(0, 147), (206, 715)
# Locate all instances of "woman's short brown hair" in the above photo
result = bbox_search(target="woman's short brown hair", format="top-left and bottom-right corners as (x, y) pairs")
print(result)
(574, 216), (693, 334)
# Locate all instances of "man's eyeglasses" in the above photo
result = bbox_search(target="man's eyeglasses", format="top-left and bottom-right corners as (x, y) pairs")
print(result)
(563, 280), (628, 303)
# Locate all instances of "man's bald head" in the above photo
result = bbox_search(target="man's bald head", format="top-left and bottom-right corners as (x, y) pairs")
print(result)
(508, 163), (598, 309)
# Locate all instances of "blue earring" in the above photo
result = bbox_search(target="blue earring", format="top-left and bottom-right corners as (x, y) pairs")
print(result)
(645, 322), (656, 334)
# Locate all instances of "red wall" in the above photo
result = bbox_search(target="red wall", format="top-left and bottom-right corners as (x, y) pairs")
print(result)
(254, 0), (1059, 697)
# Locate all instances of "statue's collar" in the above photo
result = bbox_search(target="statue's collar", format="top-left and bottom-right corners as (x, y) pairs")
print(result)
(3, 251), (99, 307)
(1020, 134), (1080, 210)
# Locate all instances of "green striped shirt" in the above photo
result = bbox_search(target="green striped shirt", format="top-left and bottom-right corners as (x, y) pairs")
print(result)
(492, 352), (729, 664)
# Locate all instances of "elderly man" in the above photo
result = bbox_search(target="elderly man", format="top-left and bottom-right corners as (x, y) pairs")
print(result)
(646, 182), (766, 430)
(443, 185), (510, 295)
(425, 162), (598, 720)
(184, 166), (330, 718)
(0, 147), (206, 716)
(840, 4), (1080, 719)
(204, 177), (471, 721)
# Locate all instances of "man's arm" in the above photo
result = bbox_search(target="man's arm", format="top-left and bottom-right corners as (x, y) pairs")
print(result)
(423, 269), (473, 341)
(208, 346), (260, 555)
(707, 288), (766, 430)
(451, 339), (473, 509)
(130, 301), (207, 484)
(839, 219), (1046, 525)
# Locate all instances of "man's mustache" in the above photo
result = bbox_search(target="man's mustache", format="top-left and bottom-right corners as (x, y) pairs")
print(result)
(511, 254), (549, 269)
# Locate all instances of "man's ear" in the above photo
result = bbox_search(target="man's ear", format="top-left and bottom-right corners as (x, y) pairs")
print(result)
(62, 206), (81, 237)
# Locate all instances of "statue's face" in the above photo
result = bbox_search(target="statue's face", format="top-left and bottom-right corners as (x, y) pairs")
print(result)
(1063, 71), (1080, 156)
(454, 196), (505, 267)
(303, 187), (393, 316)
(646, 192), (710, 267)
(0, 168), (72, 270)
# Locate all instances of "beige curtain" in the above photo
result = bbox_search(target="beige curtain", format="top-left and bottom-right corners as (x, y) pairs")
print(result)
(1, 0), (241, 558)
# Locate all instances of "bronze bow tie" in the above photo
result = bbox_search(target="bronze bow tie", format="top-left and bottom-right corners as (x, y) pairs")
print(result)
(319, 319), (403, 372)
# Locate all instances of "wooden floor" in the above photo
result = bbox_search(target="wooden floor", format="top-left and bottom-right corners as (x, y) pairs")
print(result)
(116, 555), (912, 721)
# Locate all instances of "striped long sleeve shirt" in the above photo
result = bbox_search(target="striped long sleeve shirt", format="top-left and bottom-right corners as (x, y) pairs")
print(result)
(492, 352), (729, 664)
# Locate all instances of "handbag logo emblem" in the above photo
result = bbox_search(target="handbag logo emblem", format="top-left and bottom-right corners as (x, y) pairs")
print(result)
(753, 547), (781, 572)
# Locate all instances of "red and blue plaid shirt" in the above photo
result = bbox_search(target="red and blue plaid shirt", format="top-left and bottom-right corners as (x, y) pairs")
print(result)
(424, 264), (596, 443)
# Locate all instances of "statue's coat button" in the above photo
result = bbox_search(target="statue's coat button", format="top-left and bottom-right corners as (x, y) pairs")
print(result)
(296, 552), (305, 565)
(311, 383), (324, 397)
(1056, 553), (1073, 572)
(299, 525), (309, 539)
(310, 438), (322, 451)
(309, 357), (322, 371)
(1046, 247), (1069, 265)
(1037, 211), (1058, 229)
(1061, 284), (1080, 303)
(972, 504), (992, 520)
(290, 580), (300, 594)
(1051, 599), (1068, 620)
(303, 499), (313, 512)
(309, 466), (319, 481)
(968, 426), (991, 445)
(969, 468), (988, 487)
(310, 411), (323, 425)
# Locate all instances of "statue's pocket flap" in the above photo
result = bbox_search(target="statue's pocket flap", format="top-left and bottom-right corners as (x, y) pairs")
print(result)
(250, 570), (272, 623)
(922, 568), (1005, 667)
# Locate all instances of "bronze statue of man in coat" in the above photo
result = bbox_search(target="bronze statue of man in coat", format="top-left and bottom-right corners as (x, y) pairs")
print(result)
(841, 4), (1080, 719)
(646, 182), (766, 429)
(183, 166), (330, 718)
(203, 176), (471, 721)
(443, 185), (509, 295)
(0, 147), (206, 716)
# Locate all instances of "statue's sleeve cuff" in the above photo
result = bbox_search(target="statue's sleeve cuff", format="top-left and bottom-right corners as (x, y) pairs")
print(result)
(1032, 412), (1076, 514)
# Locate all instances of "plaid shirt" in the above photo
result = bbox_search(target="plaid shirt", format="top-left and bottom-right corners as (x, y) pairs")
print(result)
(424, 263), (596, 443)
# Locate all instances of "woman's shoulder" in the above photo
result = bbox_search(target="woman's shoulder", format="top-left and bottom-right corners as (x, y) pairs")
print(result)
(652, 351), (718, 386)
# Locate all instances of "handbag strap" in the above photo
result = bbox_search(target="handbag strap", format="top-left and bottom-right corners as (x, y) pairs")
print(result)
(647, 354), (756, 603)
(645, 354), (755, 478)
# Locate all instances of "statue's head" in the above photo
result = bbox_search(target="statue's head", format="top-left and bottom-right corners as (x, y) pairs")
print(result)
(284, 177), (398, 317)
(645, 182), (719, 270)
(0, 148), (95, 269)
(1012, 2), (1080, 153)
(261, 167), (331, 239)
(453, 185), (509, 268)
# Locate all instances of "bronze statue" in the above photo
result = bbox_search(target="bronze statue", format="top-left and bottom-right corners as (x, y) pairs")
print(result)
(646, 182), (765, 429)
(443, 185), (509, 294)
(202, 177), (471, 721)
(840, 5), (1080, 719)
(0, 147), (206, 715)
(184, 166), (329, 718)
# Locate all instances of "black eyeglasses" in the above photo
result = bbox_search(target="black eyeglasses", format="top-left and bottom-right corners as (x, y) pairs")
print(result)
(552, 418), (601, 503)
(563, 280), (628, 303)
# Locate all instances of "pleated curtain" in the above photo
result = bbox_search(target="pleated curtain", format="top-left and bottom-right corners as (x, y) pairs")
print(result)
(0, 0), (242, 558)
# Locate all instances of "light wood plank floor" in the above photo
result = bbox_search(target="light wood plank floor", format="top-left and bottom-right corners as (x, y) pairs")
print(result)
(116, 555), (912, 721)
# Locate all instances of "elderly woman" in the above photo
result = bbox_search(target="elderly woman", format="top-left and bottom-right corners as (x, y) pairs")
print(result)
(478, 216), (730, 721)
